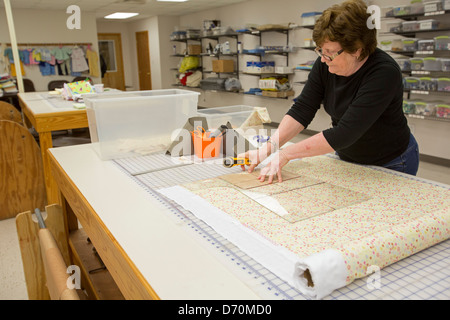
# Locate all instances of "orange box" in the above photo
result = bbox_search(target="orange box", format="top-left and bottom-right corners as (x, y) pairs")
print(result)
(191, 131), (222, 158)
(212, 60), (234, 73)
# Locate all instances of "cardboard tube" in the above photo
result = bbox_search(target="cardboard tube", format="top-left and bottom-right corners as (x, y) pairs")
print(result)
(38, 229), (77, 300)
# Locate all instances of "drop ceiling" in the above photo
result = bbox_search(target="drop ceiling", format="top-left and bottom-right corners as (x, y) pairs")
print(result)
(1, 0), (250, 21)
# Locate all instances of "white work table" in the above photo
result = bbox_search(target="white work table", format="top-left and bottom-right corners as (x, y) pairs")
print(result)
(49, 143), (450, 300)
(48, 143), (260, 300)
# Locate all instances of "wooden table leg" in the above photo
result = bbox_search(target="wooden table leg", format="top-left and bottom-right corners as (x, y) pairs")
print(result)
(39, 131), (60, 205)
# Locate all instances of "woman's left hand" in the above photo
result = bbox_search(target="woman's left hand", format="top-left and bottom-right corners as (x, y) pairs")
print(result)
(258, 150), (290, 184)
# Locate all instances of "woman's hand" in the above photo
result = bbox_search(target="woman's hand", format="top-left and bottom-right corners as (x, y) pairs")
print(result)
(258, 150), (290, 183)
(237, 148), (265, 173)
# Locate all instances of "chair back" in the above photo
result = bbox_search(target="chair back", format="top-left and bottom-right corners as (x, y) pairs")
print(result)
(48, 80), (69, 91)
(0, 101), (23, 125)
(23, 78), (36, 92)
(0, 120), (46, 220)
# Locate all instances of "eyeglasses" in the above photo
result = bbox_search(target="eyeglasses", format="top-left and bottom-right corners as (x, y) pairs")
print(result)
(314, 47), (344, 61)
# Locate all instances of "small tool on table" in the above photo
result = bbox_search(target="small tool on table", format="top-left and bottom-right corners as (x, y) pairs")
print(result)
(223, 157), (251, 168)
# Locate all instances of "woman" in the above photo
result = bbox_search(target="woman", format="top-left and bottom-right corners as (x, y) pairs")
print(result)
(240, 0), (419, 183)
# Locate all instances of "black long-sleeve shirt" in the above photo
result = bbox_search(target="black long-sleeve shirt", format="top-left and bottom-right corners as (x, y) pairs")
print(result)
(287, 48), (410, 166)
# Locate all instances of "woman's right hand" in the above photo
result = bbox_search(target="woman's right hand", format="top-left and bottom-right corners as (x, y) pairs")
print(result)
(237, 148), (270, 173)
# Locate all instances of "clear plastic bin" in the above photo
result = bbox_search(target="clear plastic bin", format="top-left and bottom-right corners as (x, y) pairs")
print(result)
(197, 105), (257, 129)
(393, 5), (411, 16)
(423, 57), (442, 71)
(410, 2), (425, 14)
(409, 58), (424, 70)
(396, 58), (411, 71)
(419, 19), (439, 30)
(419, 77), (438, 90)
(434, 36), (450, 50)
(386, 21), (402, 32)
(391, 39), (404, 51)
(402, 100), (416, 114)
(402, 21), (419, 32)
(84, 89), (200, 160)
(445, 0), (450, 10)
(437, 78), (450, 91)
(402, 39), (418, 51)
(380, 40), (392, 51)
(301, 12), (322, 26)
(436, 104), (450, 118)
(440, 58), (450, 71)
(424, 102), (437, 116)
(424, 0), (444, 12)
(416, 102), (436, 116)
(404, 77), (421, 90)
(418, 39), (435, 51)
(414, 102), (428, 115)
(413, 101), (436, 116)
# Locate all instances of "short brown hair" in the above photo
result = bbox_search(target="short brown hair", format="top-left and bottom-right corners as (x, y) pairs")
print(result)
(312, 0), (377, 61)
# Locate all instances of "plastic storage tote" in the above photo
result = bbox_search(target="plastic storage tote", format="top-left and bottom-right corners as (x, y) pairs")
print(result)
(393, 5), (411, 16)
(419, 77), (438, 91)
(424, 0), (444, 12)
(404, 77), (421, 90)
(402, 21), (419, 32)
(402, 39), (418, 51)
(436, 104), (450, 118)
(419, 19), (439, 30)
(197, 105), (256, 130)
(380, 40), (392, 51)
(418, 39), (434, 51)
(301, 12), (322, 26)
(409, 58), (424, 70)
(402, 100), (416, 114)
(391, 39), (404, 51)
(386, 21), (402, 32)
(423, 57), (442, 71)
(434, 36), (450, 50)
(396, 58), (411, 71)
(84, 89), (200, 160)
(440, 58), (450, 71)
(437, 78), (450, 91)
(417, 101), (436, 116)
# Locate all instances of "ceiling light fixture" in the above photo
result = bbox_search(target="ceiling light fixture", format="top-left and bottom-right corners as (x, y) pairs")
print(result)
(104, 12), (139, 19)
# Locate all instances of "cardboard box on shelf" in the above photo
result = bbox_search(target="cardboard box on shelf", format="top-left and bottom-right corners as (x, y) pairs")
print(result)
(188, 45), (202, 55)
(212, 60), (234, 73)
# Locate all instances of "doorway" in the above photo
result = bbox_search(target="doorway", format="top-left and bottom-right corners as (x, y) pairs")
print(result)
(135, 31), (152, 90)
(98, 33), (125, 91)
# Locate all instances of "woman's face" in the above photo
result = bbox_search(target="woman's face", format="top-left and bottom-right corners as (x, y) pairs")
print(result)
(319, 40), (362, 76)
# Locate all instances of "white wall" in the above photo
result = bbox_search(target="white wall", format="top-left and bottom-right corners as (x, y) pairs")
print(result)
(0, 8), (101, 91)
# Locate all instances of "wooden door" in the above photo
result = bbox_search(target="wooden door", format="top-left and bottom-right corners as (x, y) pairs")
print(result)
(97, 33), (125, 91)
(135, 31), (152, 90)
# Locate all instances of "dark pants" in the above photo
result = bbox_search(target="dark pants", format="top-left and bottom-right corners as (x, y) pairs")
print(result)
(380, 133), (419, 176)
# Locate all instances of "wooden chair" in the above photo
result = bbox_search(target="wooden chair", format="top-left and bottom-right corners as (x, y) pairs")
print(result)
(0, 120), (46, 220)
(23, 78), (36, 92)
(0, 101), (23, 125)
(16, 205), (79, 300)
(16, 204), (124, 300)
(48, 80), (69, 91)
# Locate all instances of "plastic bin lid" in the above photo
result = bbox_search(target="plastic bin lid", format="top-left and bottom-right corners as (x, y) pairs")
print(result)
(301, 12), (322, 17)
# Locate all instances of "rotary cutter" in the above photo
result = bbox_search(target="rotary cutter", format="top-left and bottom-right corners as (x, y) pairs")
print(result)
(223, 157), (251, 168)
